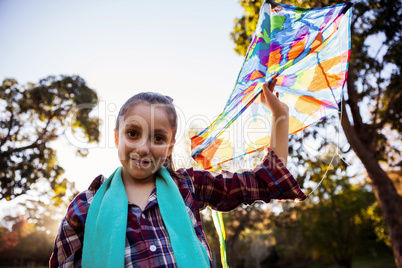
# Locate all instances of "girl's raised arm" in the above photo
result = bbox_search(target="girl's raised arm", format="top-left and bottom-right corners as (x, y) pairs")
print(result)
(261, 74), (289, 166)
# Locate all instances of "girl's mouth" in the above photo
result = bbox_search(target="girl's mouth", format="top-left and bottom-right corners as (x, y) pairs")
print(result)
(130, 158), (153, 167)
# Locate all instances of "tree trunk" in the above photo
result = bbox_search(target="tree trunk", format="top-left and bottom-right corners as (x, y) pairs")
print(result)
(341, 105), (402, 268)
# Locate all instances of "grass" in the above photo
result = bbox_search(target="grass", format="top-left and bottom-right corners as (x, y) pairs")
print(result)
(352, 256), (396, 268)
(275, 254), (396, 268)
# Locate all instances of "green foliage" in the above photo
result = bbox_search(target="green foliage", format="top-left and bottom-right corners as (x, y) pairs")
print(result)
(0, 75), (99, 200)
(269, 174), (393, 268)
(230, 0), (263, 56)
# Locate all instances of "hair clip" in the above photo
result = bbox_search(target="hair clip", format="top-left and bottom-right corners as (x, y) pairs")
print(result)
(165, 95), (174, 102)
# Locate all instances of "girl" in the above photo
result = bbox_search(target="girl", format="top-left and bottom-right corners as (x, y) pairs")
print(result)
(50, 78), (306, 267)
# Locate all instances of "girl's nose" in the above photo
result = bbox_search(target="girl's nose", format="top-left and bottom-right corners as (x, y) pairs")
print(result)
(136, 138), (151, 155)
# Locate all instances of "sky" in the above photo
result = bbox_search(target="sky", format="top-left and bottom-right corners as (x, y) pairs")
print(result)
(0, 0), (246, 192)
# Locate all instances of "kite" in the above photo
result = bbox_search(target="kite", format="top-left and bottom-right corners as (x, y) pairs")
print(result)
(191, 1), (352, 170)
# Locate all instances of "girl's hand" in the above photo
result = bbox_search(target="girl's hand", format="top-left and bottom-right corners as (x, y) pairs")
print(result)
(261, 74), (289, 117)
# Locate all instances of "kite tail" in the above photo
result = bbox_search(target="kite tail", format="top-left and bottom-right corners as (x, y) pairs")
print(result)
(212, 210), (229, 268)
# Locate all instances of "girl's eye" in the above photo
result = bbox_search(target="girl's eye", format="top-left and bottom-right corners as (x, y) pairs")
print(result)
(127, 131), (138, 138)
(154, 135), (165, 142)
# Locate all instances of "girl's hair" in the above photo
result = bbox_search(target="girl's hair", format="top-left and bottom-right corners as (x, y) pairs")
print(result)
(115, 92), (177, 172)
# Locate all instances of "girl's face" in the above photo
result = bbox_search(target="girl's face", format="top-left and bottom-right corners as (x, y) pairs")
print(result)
(115, 102), (175, 184)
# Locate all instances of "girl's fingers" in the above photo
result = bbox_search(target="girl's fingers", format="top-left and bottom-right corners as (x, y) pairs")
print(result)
(269, 78), (277, 92)
(262, 81), (268, 92)
(262, 74), (279, 101)
(263, 78), (277, 93)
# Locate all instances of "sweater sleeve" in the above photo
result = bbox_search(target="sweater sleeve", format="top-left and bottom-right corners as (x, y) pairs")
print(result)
(190, 148), (307, 211)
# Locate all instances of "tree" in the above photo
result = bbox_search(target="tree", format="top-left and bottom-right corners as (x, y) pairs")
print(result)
(0, 161), (79, 266)
(0, 75), (99, 200)
(231, 0), (402, 266)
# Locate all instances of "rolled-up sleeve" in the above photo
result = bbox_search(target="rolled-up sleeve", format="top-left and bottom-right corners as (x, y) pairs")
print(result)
(190, 148), (306, 211)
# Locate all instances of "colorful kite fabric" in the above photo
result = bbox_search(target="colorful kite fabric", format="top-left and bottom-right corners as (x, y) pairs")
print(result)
(191, 1), (352, 170)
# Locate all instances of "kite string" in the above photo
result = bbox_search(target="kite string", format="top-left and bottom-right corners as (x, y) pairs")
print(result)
(306, 95), (350, 197)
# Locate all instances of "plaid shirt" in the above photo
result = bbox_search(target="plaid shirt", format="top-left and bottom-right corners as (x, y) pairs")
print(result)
(50, 149), (306, 267)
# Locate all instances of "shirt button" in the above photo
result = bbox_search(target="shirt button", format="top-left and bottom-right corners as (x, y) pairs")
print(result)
(150, 245), (157, 252)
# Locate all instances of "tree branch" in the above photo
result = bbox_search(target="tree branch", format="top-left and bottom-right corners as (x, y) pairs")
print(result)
(345, 73), (364, 131)
(9, 106), (67, 154)
(371, 42), (386, 128)
(10, 116), (53, 154)
(340, 100), (372, 159)
(0, 108), (15, 147)
(377, 90), (399, 129)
